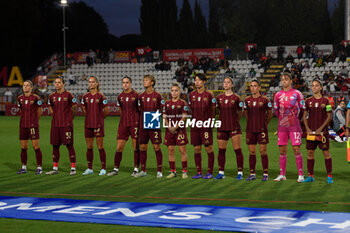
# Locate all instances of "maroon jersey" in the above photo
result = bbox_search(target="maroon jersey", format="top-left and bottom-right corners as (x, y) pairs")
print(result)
(17, 94), (42, 128)
(163, 99), (189, 132)
(82, 92), (108, 128)
(189, 90), (216, 124)
(48, 91), (76, 127)
(216, 93), (243, 131)
(138, 90), (164, 128)
(117, 90), (139, 127)
(244, 95), (272, 133)
(304, 96), (331, 133)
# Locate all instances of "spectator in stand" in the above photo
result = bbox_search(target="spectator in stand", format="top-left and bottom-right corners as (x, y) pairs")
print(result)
(286, 53), (293, 64)
(249, 46), (257, 62)
(327, 51), (336, 62)
(296, 44), (304, 59)
(323, 71), (330, 82)
(311, 42), (317, 58)
(277, 45), (284, 62)
(346, 43), (350, 57)
(86, 55), (93, 67)
(68, 72), (76, 85)
(89, 49), (96, 64)
(303, 60), (310, 70)
(259, 53), (269, 70)
(108, 48), (115, 63)
(333, 100), (347, 142)
(305, 43), (311, 59)
(337, 41), (346, 58)
(224, 45), (232, 68)
(327, 80), (337, 92)
(4, 88), (13, 103)
(248, 68), (256, 79)
(145, 45), (153, 62)
(340, 51), (346, 62)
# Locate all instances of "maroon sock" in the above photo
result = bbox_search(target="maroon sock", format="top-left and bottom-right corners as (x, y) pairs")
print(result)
(194, 153), (202, 174)
(66, 144), (76, 163)
(169, 161), (176, 172)
(307, 159), (315, 176)
(234, 149), (244, 172)
(261, 154), (268, 174)
(87, 149), (93, 169)
(325, 158), (332, 175)
(140, 151), (147, 172)
(181, 161), (187, 172)
(53, 145), (60, 163)
(134, 150), (140, 168)
(99, 149), (106, 169)
(34, 148), (42, 167)
(218, 149), (226, 172)
(20, 148), (27, 165)
(155, 150), (163, 172)
(249, 154), (256, 174)
(115, 152), (122, 168)
(207, 152), (215, 174)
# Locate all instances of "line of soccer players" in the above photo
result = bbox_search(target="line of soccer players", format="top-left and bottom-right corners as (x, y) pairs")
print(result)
(16, 72), (335, 183)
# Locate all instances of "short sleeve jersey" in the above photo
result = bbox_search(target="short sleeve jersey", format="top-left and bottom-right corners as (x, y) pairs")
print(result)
(274, 88), (304, 132)
(138, 90), (164, 128)
(82, 92), (108, 128)
(48, 91), (76, 127)
(216, 93), (243, 131)
(189, 90), (216, 125)
(304, 96), (331, 133)
(163, 99), (189, 132)
(117, 90), (139, 127)
(244, 95), (272, 133)
(17, 94), (42, 128)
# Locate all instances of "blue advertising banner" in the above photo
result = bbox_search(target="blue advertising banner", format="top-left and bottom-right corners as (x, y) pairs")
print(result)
(0, 196), (350, 232)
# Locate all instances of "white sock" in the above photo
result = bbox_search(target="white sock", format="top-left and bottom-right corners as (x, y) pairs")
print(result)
(134, 167), (139, 172)
(37, 166), (42, 170)
(238, 171), (243, 175)
(22, 165), (27, 170)
(53, 166), (58, 171)
(219, 171), (224, 175)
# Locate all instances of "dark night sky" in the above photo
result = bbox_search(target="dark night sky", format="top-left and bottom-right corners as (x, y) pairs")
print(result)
(73, 0), (337, 37)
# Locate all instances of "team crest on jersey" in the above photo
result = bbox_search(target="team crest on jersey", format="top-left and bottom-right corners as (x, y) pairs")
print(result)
(96, 99), (100, 103)
(147, 97), (150, 102)
(126, 97), (129, 102)
(225, 99), (228, 104)
(284, 96), (288, 101)
(177, 105), (181, 109)
(203, 97), (208, 102)
(198, 97), (201, 101)
(253, 101), (256, 106)
(259, 102), (263, 106)
(231, 100), (235, 104)
(132, 97), (135, 101)
(25, 100), (28, 104)
(153, 98), (157, 102)
(290, 96), (295, 100)
(58, 97), (61, 102)
(315, 103), (318, 108)
(30, 100), (34, 104)
(321, 104), (326, 108)
(171, 105), (175, 109)
(90, 99), (93, 103)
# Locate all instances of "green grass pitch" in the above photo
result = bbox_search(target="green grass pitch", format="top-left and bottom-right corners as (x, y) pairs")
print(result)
(1, 116), (350, 232)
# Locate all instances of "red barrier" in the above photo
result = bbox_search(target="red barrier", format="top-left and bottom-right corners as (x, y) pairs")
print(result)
(163, 48), (224, 61)
(5, 104), (120, 116)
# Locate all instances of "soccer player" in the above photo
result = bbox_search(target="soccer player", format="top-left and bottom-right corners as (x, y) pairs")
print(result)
(163, 83), (189, 179)
(189, 73), (216, 179)
(107, 76), (140, 177)
(273, 72), (305, 182)
(244, 79), (272, 181)
(215, 77), (244, 180)
(16, 80), (43, 174)
(46, 76), (77, 175)
(136, 74), (164, 178)
(302, 79), (333, 184)
(81, 76), (109, 175)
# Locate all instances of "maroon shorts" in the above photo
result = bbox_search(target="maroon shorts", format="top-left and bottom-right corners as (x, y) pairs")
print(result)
(139, 128), (162, 145)
(164, 130), (188, 146)
(19, 127), (39, 140)
(50, 126), (73, 145)
(217, 129), (241, 141)
(190, 128), (213, 146)
(85, 127), (105, 138)
(117, 125), (138, 140)
(246, 131), (269, 145)
(306, 134), (329, 151)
